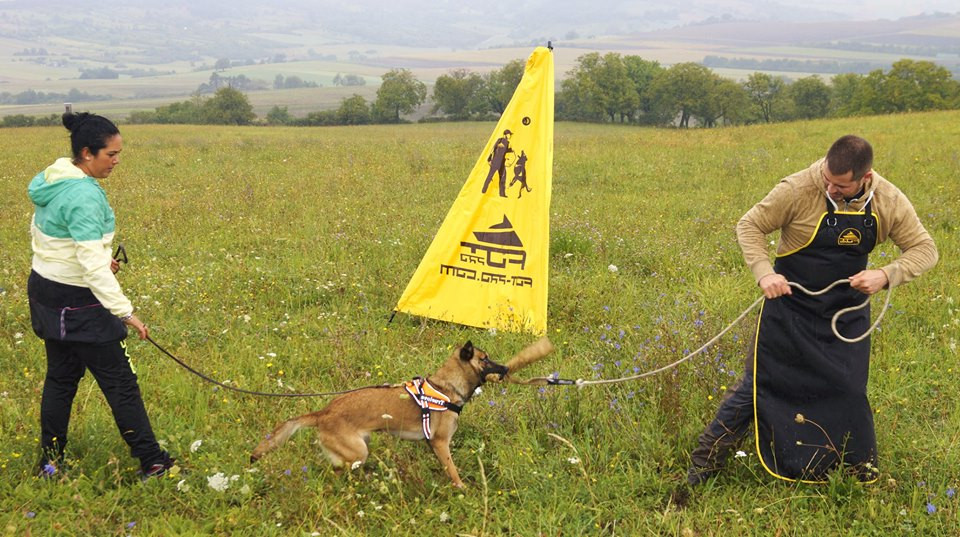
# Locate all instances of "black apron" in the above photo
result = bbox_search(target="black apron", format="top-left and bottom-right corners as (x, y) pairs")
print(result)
(753, 197), (879, 482)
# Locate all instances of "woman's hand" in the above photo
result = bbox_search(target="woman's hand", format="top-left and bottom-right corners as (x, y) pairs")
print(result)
(123, 314), (149, 340)
(110, 259), (120, 274)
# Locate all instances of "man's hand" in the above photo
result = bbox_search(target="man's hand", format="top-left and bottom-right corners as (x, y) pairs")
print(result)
(849, 269), (888, 295)
(758, 273), (792, 299)
(123, 314), (149, 340)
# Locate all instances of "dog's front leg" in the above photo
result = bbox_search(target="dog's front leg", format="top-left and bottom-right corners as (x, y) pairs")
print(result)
(429, 438), (465, 488)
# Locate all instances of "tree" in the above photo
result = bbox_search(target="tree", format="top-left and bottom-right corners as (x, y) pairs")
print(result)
(743, 72), (786, 123)
(556, 53), (608, 122)
(881, 59), (959, 112)
(790, 76), (831, 120)
(266, 105), (293, 125)
(479, 58), (525, 115)
(432, 69), (484, 119)
(202, 87), (255, 125)
(337, 94), (371, 125)
(374, 69), (425, 123)
(711, 77), (751, 126)
(829, 73), (864, 117)
(623, 56), (664, 124)
(648, 63), (715, 127)
(214, 58), (231, 71)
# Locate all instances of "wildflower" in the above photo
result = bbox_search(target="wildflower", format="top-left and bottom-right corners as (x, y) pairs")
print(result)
(177, 479), (190, 492)
(25, 512), (36, 519)
(926, 502), (936, 514)
(357, 510), (365, 518)
(42, 463), (57, 476)
(439, 511), (450, 523)
(127, 522), (136, 529)
(947, 488), (956, 498)
(735, 450), (747, 459)
(608, 264), (618, 273)
(207, 472), (231, 492)
(351, 461), (362, 470)
(567, 457), (580, 465)
(190, 439), (202, 453)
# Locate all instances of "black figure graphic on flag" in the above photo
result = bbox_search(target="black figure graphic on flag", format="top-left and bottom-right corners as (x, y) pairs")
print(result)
(509, 150), (531, 198)
(482, 129), (513, 197)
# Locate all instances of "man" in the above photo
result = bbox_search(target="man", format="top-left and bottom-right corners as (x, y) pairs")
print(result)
(687, 135), (938, 485)
(481, 129), (513, 198)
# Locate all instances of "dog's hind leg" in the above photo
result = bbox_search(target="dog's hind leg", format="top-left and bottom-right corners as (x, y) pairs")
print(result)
(316, 428), (370, 470)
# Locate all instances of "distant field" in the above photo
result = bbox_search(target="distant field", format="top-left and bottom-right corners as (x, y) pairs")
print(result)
(0, 113), (958, 535)
(2, 14), (959, 120)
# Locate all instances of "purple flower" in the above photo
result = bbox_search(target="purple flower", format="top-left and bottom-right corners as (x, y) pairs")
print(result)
(284, 469), (292, 476)
(127, 521), (137, 529)
(926, 502), (936, 514)
(947, 488), (956, 498)
(25, 512), (36, 519)
(301, 466), (308, 473)
(42, 463), (56, 476)
(488, 400), (496, 406)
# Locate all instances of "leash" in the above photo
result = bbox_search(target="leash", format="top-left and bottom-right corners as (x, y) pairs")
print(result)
(507, 278), (892, 388)
(146, 335), (393, 398)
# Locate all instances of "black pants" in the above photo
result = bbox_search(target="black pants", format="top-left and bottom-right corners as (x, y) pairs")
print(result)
(40, 338), (167, 472)
(689, 351), (754, 476)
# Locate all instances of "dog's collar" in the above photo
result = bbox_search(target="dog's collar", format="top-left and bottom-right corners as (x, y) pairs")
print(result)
(404, 377), (463, 440)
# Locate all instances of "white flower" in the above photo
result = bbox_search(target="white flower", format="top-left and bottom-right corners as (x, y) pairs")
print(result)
(735, 450), (747, 458)
(13, 332), (23, 340)
(439, 511), (450, 523)
(266, 352), (277, 358)
(608, 264), (618, 273)
(242, 314), (251, 323)
(239, 484), (251, 495)
(567, 457), (581, 465)
(351, 460), (362, 470)
(207, 472), (230, 492)
(564, 253), (573, 258)
(176, 479), (190, 492)
(190, 440), (203, 453)
(381, 414), (393, 420)
(356, 510), (365, 518)
(473, 386), (483, 396)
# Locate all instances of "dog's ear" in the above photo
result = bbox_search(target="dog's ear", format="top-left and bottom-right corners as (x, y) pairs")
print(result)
(460, 341), (474, 361)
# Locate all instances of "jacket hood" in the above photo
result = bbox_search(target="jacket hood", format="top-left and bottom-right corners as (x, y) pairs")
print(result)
(28, 158), (93, 207)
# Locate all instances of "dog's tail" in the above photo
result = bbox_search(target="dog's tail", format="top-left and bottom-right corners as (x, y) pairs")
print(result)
(250, 413), (319, 463)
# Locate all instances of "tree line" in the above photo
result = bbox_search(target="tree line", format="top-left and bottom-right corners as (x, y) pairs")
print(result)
(3, 53), (959, 129)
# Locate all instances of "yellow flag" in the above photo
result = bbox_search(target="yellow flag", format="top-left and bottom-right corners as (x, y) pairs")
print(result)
(395, 47), (554, 334)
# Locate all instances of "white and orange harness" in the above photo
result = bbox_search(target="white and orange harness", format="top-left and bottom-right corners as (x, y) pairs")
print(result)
(404, 377), (463, 440)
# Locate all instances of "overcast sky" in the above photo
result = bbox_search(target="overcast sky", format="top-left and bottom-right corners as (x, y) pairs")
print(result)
(774, 0), (957, 21)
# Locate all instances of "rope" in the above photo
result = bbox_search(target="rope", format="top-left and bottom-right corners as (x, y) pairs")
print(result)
(146, 336), (394, 398)
(508, 278), (892, 388)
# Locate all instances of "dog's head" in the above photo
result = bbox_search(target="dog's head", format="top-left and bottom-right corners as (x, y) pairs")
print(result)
(459, 340), (508, 383)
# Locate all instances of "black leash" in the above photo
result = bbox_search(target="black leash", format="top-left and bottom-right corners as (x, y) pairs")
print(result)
(146, 335), (393, 398)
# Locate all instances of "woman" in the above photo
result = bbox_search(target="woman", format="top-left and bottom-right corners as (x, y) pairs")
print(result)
(28, 111), (174, 479)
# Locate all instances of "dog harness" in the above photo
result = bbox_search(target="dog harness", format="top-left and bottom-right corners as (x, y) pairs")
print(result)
(404, 377), (463, 440)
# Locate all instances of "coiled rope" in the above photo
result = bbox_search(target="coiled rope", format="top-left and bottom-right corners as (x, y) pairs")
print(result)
(506, 278), (892, 388)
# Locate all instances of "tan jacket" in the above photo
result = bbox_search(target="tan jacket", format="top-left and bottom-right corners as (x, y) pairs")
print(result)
(737, 158), (938, 288)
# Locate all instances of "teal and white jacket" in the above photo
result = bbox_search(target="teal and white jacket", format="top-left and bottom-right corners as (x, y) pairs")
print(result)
(28, 157), (133, 318)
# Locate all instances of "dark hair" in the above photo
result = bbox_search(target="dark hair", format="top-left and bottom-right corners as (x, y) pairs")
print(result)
(826, 135), (873, 181)
(62, 112), (120, 161)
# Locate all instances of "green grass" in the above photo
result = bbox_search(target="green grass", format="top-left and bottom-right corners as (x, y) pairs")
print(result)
(0, 115), (958, 535)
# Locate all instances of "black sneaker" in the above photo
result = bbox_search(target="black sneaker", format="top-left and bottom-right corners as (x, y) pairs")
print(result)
(140, 454), (177, 482)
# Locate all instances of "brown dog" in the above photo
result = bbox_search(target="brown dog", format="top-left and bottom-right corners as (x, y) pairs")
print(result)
(250, 341), (507, 487)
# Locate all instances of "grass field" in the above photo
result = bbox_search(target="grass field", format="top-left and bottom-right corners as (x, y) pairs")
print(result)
(0, 114), (958, 535)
